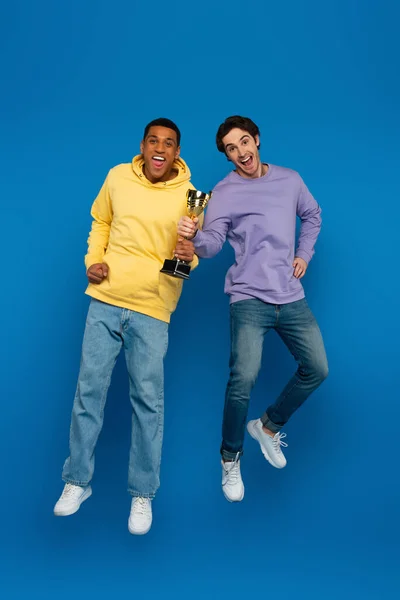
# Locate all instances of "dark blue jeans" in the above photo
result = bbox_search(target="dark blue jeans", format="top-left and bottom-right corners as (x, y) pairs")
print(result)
(221, 298), (328, 460)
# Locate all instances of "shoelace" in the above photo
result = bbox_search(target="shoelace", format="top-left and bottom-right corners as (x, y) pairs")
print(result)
(62, 483), (80, 498)
(224, 454), (241, 483)
(272, 432), (288, 453)
(133, 498), (150, 515)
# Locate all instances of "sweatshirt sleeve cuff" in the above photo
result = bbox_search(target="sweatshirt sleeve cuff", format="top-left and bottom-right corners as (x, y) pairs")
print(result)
(192, 229), (204, 249)
(295, 249), (312, 264)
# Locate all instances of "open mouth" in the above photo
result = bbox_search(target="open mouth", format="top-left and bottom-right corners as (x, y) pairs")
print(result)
(240, 155), (254, 169)
(151, 156), (166, 169)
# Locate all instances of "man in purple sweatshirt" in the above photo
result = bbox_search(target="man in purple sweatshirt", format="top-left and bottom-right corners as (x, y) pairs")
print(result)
(178, 115), (328, 502)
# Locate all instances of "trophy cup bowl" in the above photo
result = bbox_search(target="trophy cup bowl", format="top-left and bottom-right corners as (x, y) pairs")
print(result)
(160, 189), (211, 280)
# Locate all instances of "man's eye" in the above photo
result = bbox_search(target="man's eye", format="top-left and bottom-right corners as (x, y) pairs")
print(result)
(166, 141), (172, 147)
(243, 139), (248, 145)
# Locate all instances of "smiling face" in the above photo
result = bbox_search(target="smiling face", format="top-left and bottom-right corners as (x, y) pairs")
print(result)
(222, 128), (262, 179)
(140, 126), (180, 183)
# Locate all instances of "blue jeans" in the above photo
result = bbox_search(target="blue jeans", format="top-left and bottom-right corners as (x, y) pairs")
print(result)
(62, 299), (168, 498)
(222, 298), (328, 460)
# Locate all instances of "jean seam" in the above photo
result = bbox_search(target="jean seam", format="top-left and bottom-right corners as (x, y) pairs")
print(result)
(275, 304), (280, 327)
(222, 312), (234, 452)
(155, 330), (168, 486)
(99, 360), (116, 420)
(68, 343), (86, 453)
(155, 385), (164, 490)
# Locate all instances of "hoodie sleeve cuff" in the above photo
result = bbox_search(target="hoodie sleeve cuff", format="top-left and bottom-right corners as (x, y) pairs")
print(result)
(190, 253), (200, 270)
(85, 254), (105, 270)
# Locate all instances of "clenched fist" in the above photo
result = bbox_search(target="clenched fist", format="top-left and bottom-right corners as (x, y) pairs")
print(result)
(87, 262), (109, 284)
(174, 238), (196, 262)
(177, 216), (199, 240)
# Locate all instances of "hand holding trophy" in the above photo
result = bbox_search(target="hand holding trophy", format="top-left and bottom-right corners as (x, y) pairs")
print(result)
(160, 189), (211, 280)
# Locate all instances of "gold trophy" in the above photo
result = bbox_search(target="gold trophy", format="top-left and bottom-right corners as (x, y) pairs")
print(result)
(160, 189), (211, 280)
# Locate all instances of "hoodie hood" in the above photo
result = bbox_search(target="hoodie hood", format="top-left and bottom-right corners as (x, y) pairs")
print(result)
(131, 154), (192, 189)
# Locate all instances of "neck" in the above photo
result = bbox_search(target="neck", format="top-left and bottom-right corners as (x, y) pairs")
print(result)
(240, 162), (268, 180)
(255, 162), (264, 178)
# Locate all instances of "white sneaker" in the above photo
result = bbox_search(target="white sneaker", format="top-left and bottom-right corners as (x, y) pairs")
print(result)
(221, 455), (244, 502)
(54, 483), (92, 516)
(247, 419), (288, 468)
(128, 497), (152, 535)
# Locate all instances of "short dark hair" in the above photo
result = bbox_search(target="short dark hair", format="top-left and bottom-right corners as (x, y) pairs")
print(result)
(216, 115), (260, 153)
(143, 118), (181, 146)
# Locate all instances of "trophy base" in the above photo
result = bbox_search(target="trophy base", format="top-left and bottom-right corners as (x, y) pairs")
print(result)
(160, 259), (191, 280)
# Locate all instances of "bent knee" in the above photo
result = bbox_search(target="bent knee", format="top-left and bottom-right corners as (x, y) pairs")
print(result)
(301, 359), (328, 383)
(315, 361), (329, 382)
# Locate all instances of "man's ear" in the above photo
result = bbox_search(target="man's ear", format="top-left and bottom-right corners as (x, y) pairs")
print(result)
(175, 145), (181, 160)
(140, 140), (144, 154)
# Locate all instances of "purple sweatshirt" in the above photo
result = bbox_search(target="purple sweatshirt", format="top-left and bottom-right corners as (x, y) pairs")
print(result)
(193, 164), (321, 305)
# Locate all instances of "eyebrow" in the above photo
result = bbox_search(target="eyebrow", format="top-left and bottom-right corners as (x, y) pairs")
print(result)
(147, 135), (177, 143)
(226, 134), (250, 148)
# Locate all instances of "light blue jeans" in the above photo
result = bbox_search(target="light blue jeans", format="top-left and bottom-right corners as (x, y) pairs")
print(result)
(62, 299), (168, 498)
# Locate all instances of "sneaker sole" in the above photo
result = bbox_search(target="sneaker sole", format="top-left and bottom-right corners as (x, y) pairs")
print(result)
(247, 423), (286, 469)
(222, 486), (245, 503)
(128, 522), (152, 535)
(54, 487), (92, 517)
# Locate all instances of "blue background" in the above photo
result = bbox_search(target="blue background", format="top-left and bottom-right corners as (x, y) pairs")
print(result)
(1, 0), (399, 598)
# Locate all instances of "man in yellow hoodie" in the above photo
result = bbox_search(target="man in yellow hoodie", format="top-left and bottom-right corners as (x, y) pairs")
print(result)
(54, 118), (197, 535)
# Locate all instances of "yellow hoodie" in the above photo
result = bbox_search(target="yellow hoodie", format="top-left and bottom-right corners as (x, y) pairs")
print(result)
(85, 155), (200, 323)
